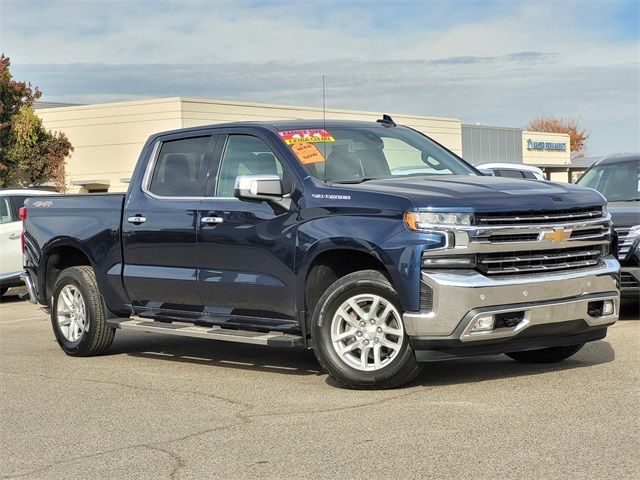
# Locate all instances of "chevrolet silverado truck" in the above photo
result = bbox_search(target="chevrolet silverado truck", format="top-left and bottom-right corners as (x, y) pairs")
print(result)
(21, 117), (620, 389)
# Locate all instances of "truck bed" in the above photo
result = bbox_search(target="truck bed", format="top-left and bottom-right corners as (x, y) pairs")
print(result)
(23, 194), (126, 306)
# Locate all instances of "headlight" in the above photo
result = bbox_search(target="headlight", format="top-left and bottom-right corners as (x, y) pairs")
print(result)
(602, 205), (608, 217)
(404, 211), (472, 231)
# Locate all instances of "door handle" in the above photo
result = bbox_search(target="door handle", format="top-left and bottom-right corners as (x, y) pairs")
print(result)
(8, 232), (20, 240)
(127, 215), (147, 224)
(201, 216), (224, 225)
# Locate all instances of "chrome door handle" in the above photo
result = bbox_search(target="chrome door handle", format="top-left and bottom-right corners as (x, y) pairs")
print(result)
(201, 216), (224, 225)
(8, 232), (20, 240)
(127, 215), (147, 224)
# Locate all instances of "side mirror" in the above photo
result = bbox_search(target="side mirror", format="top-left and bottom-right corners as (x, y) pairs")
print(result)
(234, 175), (283, 202)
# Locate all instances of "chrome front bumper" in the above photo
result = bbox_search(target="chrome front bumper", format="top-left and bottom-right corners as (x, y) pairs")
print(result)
(403, 258), (620, 340)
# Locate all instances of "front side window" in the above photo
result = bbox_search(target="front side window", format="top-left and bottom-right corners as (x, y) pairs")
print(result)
(0, 197), (12, 224)
(148, 136), (211, 197)
(216, 135), (288, 197)
(577, 160), (640, 202)
(278, 126), (476, 183)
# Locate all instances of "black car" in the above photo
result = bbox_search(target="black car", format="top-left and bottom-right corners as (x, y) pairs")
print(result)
(577, 153), (640, 297)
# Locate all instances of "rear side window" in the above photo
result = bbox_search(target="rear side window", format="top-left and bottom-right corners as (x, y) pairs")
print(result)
(148, 136), (211, 197)
(522, 171), (537, 179)
(496, 169), (525, 178)
(0, 197), (12, 224)
(9, 196), (28, 218)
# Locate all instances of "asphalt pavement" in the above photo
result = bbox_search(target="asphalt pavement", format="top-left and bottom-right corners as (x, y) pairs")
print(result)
(1, 289), (638, 479)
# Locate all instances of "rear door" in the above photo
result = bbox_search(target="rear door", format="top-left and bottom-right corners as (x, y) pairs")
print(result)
(0, 196), (22, 276)
(122, 133), (218, 320)
(196, 131), (299, 330)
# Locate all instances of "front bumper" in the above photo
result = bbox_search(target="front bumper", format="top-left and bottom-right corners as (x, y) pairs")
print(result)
(403, 258), (620, 357)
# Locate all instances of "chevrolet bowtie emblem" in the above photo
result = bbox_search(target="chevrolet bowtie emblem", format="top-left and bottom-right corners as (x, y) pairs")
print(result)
(543, 228), (572, 242)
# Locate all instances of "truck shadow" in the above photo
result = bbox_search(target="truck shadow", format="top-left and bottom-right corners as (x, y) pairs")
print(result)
(113, 331), (323, 377)
(113, 330), (616, 388)
(410, 340), (615, 388)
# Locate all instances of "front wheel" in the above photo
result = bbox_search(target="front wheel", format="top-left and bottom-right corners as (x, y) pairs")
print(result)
(51, 266), (115, 356)
(312, 270), (422, 389)
(506, 344), (584, 363)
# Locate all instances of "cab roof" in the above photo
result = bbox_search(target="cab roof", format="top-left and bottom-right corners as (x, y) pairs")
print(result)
(596, 153), (639, 165)
(153, 119), (400, 139)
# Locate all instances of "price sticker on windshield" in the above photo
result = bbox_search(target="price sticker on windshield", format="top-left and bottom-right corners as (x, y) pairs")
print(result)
(291, 142), (326, 164)
(279, 129), (335, 145)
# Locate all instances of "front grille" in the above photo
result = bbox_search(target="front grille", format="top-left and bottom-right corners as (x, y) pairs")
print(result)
(489, 233), (539, 243)
(477, 246), (603, 276)
(475, 206), (603, 226)
(621, 272), (640, 290)
(615, 227), (635, 258)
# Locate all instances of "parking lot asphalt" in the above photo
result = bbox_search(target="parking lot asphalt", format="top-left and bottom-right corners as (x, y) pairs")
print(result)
(0, 289), (638, 480)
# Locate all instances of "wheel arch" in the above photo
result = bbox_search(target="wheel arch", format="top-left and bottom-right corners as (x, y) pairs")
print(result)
(39, 238), (95, 304)
(300, 241), (406, 340)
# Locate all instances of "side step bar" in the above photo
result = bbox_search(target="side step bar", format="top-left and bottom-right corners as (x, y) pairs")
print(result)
(109, 318), (304, 348)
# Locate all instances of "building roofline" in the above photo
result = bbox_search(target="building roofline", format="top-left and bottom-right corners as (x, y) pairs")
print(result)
(33, 96), (461, 122)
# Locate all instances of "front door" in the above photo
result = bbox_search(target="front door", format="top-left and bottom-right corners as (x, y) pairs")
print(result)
(197, 133), (298, 330)
(122, 134), (217, 320)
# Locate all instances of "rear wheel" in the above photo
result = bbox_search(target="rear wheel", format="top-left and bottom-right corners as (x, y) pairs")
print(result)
(51, 266), (115, 356)
(506, 344), (584, 363)
(0, 287), (7, 297)
(312, 270), (422, 389)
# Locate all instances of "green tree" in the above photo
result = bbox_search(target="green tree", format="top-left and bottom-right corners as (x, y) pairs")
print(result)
(0, 54), (72, 189)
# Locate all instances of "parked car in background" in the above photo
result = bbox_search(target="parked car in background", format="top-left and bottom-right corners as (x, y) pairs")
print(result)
(477, 163), (546, 180)
(1, 189), (59, 296)
(577, 153), (640, 298)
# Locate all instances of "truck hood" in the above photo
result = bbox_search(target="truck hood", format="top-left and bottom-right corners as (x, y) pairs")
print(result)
(341, 176), (606, 211)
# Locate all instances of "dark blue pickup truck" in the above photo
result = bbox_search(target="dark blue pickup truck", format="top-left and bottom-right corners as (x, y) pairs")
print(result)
(21, 117), (620, 388)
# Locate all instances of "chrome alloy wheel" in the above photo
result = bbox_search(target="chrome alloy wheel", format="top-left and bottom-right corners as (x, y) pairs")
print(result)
(56, 285), (88, 342)
(330, 294), (404, 371)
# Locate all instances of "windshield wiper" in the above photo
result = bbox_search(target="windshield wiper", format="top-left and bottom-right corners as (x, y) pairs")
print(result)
(619, 198), (640, 202)
(332, 177), (378, 184)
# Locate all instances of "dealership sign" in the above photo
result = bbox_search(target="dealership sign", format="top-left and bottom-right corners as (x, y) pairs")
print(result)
(527, 139), (567, 151)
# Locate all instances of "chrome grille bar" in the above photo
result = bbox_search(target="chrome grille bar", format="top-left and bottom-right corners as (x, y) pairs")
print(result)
(476, 207), (603, 226)
(484, 259), (600, 275)
(615, 227), (635, 257)
(480, 249), (601, 264)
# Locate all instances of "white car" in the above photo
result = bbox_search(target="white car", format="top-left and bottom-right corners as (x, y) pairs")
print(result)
(477, 163), (546, 180)
(1, 189), (59, 296)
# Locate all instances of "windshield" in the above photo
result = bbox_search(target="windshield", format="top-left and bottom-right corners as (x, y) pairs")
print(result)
(577, 159), (640, 202)
(278, 126), (477, 183)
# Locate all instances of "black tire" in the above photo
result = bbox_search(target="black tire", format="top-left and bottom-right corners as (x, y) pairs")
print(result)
(312, 270), (423, 389)
(0, 287), (7, 297)
(51, 266), (115, 356)
(506, 344), (584, 363)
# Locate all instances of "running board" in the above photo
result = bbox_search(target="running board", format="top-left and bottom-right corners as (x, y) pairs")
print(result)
(109, 318), (304, 347)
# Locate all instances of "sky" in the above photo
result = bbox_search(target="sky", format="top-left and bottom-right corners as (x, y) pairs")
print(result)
(1, 0), (639, 155)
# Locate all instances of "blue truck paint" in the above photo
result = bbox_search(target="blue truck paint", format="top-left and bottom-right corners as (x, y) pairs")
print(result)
(23, 120), (618, 352)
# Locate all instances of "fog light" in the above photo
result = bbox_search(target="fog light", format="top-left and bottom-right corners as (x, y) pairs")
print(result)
(602, 300), (614, 316)
(471, 314), (495, 332)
